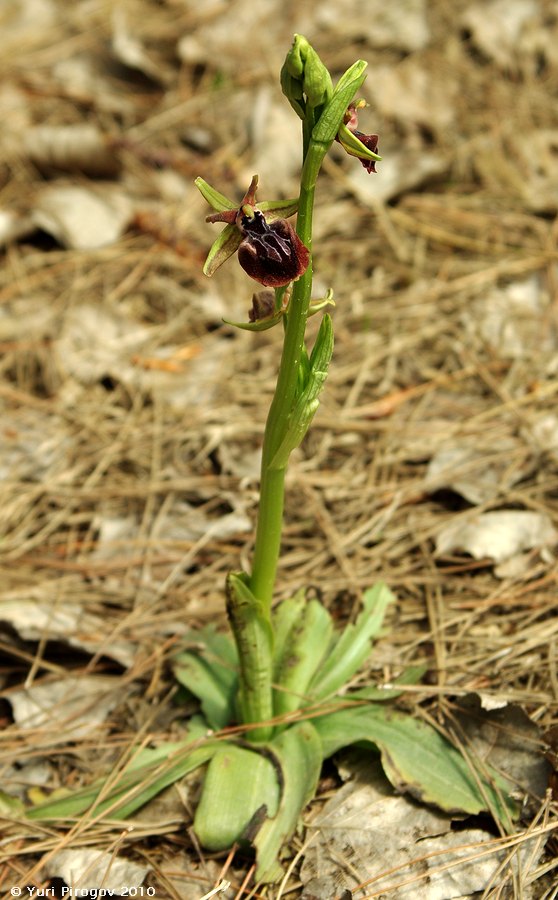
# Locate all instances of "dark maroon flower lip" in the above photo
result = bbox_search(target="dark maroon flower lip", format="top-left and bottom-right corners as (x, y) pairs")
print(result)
(352, 131), (379, 173)
(199, 175), (310, 287)
(335, 101), (381, 173)
(237, 210), (310, 288)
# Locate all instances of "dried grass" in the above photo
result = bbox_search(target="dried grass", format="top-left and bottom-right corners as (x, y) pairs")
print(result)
(1, 0), (557, 897)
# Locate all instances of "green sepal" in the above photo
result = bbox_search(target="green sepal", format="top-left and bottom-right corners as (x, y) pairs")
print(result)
(302, 51), (333, 109)
(226, 571), (274, 741)
(283, 33), (307, 77)
(308, 288), (335, 316)
(308, 582), (394, 701)
(173, 626), (238, 730)
(253, 721), (323, 882)
(313, 60), (368, 146)
(280, 63), (306, 119)
(312, 703), (518, 823)
(194, 176), (236, 212)
(194, 744), (280, 851)
(273, 598), (334, 719)
(203, 223), (242, 277)
(223, 309), (285, 332)
(270, 313), (334, 469)
(337, 121), (382, 163)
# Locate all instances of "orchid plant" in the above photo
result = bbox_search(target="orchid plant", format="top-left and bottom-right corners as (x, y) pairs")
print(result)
(27, 37), (516, 884)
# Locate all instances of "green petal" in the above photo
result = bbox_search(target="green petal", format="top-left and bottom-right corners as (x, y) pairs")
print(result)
(258, 197), (300, 220)
(223, 310), (285, 331)
(194, 176), (237, 212)
(308, 288), (335, 316)
(203, 224), (242, 277)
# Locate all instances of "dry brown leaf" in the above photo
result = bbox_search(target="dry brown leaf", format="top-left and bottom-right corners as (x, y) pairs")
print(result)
(32, 185), (133, 249)
(300, 0), (430, 50)
(346, 144), (448, 204)
(25, 124), (120, 176)
(8, 675), (120, 740)
(366, 60), (457, 130)
(111, 8), (169, 84)
(177, 0), (287, 70)
(0, 596), (136, 667)
(425, 439), (531, 504)
(462, 0), (541, 70)
(0, 209), (35, 246)
(450, 695), (550, 805)
(46, 848), (149, 894)
(464, 276), (556, 359)
(435, 510), (557, 563)
(301, 756), (541, 899)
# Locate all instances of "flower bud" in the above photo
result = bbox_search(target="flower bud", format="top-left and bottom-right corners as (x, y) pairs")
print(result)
(282, 34), (333, 115)
(249, 290), (275, 322)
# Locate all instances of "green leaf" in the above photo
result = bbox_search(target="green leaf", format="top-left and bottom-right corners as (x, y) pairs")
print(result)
(344, 664), (428, 702)
(270, 314), (334, 469)
(273, 598), (334, 719)
(309, 582), (394, 701)
(0, 790), (25, 816)
(309, 309), (335, 370)
(297, 342), (312, 391)
(226, 572), (274, 741)
(202, 223), (242, 277)
(272, 590), (307, 673)
(313, 704), (517, 821)
(254, 721), (323, 882)
(194, 744), (280, 851)
(194, 177), (236, 212)
(173, 627), (238, 730)
(312, 60), (368, 146)
(200, 625), (239, 669)
(27, 725), (216, 821)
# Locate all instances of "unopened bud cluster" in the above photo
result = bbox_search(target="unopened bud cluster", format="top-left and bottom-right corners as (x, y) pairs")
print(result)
(281, 34), (333, 117)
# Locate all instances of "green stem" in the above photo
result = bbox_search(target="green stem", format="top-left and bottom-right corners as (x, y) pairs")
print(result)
(249, 139), (326, 615)
(233, 133), (330, 739)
